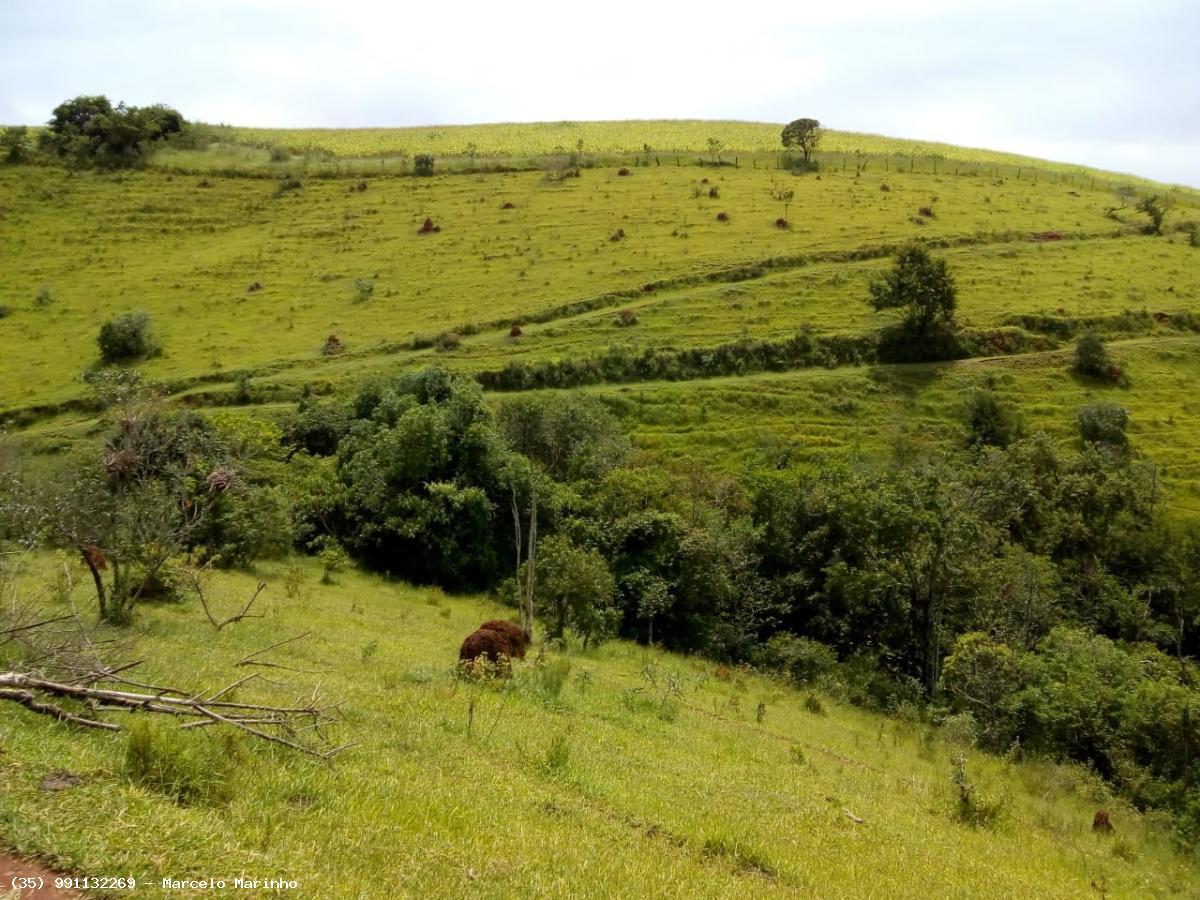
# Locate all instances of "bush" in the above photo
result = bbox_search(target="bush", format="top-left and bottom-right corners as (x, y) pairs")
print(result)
(34, 285), (53, 308)
(613, 309), (638, 327)
(413, 154), (435, 176)
(1077, 402), (1129, 451)
(1072, 334), (1125, 384)
(754, 633), (837, 685)
(0, 305), (10, 319)
(97, 311), (160, 364)
(353, 278), (374, 302)
(963, 389), (1023, 449)
(1, 126), (32, 164)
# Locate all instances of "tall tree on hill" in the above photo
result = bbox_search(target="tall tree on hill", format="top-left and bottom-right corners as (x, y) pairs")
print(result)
(781, 118), (822, 164)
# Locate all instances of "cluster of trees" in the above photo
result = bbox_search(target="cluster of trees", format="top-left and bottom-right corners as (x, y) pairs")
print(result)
(0, 95), (187, 169)
(2, 361), (1197, 836)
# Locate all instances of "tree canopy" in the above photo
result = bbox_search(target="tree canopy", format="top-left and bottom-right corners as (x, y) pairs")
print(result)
(780, 118), (822, 163)
(42, 94), (186, 167)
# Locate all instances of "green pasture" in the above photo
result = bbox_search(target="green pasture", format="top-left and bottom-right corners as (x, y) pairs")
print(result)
(2, 559), (1195, 898)
(2, 157), (1194, 414)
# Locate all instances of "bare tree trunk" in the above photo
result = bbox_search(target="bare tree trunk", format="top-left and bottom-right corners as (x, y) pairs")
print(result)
(80, 547), (107, 620)
(522, 479), (537, 637)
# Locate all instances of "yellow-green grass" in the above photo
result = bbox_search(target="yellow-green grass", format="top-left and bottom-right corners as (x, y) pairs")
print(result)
(2, 161), (1194, 414)
(213, 121), (1196, 188)
(573, 336), (1200, 514)
(2, 558), (1195, 898)
(390, 236), (1200, 372)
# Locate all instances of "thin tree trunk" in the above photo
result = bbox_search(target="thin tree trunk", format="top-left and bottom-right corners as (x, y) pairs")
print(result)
(80, 547), (107, 620)
(522, 479), (537, 636)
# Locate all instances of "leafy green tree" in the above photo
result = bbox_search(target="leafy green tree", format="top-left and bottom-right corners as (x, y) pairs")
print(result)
(98, 311), (160, 363)
(940, 632), (1023, 750)
(780, 118), (822, 164)
(413, 154), (434, 176)
(868, 245), (958, 341)
(535, 534), (618, 647)
(497, 392), (628, 482)
(42, 95), (186, 168)
(0, 126), (32, 163)
(1077, 402), (1129, 453)
(1137, 194), (1167, 234)
(964, 389), (1023, 449)
(333, 368), (526, 589)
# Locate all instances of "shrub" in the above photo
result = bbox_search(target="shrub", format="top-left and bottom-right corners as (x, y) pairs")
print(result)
(437, 332), (461, 351)
(0, 305), (10, 319)
(617, 167), (630, 176)
(716, 211), (729, 222)
(613, 309), (638, 327)
(34, 285), (53, 308)
(754, 633), (837, 685)
(353, 278), (374, 302)
(963, 389), (1023, 449)
(97, 311), (160, 364)
(317, 537), (350, 584)
(0, 125), (32, 163)
(123, 718), (238, 805)
(413, 154), (435, 177)
(418, 217), (440, 234)
(950, 753), (1005, 827)
(275, 176), (302, 195)
(321, 334), (344, 356)
(1077, 402), (1129, 451)
(1072, 334), (1126, 385)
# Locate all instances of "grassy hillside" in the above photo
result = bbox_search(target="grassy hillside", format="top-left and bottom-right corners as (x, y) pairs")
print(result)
(3, 132), (1197, 509)
(2, 559), (1196, 898)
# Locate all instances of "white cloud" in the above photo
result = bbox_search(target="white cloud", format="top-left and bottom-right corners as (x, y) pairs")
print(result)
(1, 0), (1196, 185)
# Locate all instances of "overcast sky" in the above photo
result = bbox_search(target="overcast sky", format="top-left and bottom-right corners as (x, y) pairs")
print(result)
(1, 0), (1196, 186)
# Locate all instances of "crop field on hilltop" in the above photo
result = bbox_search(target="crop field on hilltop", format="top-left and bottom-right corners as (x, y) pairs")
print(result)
(2, 559), (1196, 899)
(1, 157), (1195, 416)
(188, 121), (1193, 188)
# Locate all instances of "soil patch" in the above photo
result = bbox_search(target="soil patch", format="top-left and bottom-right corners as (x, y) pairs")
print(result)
(0, 853), (80, 898)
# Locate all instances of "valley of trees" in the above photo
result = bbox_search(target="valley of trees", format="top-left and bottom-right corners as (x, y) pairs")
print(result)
(3, 346), (1198, 844)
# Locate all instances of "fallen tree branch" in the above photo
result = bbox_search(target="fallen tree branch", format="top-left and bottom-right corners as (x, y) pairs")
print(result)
(187, 563), (266, 631)
(0, 671), (341, 757)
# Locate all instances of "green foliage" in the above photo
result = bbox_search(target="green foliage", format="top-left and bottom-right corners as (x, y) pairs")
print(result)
(1136, 195), (1166, 234)
(0, 125), (33, 164)
(496, 392), (628, 482)
(780, 118), (822, 163)
(333, 369), (517, 589)
(964, 388), (1023, 449)
(536, 534), (619, 647)
(754, 633), (837, 686)
(950, 753), (1006, 827)
(353, 278), (374, 302)
(1072, 333), (1126, 385)
(42, 95), (186, 168)
(868, 245), (958, 358)
(941, 633), (1023, 751)
(97, 311), (161, 364)
(1077, 402), (1129, 452)
(317, 537), (350, 584)
(123, 718), (239, 805)
(413, 153), (435, 176)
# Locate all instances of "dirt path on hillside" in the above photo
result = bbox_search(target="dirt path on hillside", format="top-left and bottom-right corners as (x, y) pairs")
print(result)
(0, 854), (79, 899)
